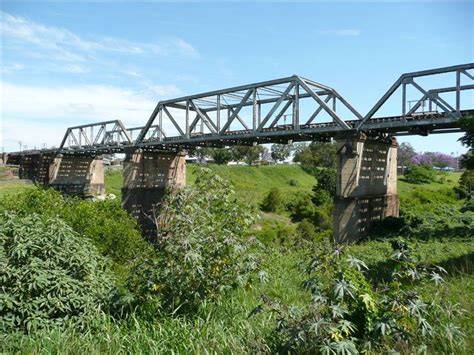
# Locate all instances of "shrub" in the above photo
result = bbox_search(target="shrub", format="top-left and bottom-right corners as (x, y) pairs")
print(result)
(0, 213), (115, 333)
(261, 187), (283, 212)
(403, 166), (436, 184)
(288, 179), (299, 187)
(0, 188), (151, 281)
(455, 169), (474, 199)
(252, 239), (466, 353)
(127, 167), (259, 314)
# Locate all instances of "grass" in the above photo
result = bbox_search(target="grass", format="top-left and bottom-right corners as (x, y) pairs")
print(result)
(0, 180), (34, 198)
(105, 164), (315, 205)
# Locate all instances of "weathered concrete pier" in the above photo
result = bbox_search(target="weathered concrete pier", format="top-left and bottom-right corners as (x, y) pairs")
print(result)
(333, 134), (399, 243)
(122, 149), (186, 239)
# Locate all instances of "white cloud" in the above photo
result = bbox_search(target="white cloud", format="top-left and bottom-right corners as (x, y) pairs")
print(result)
(318, 29), (361, 37)
(0, 82), (164, 150)
(1, 11), (198, 63)
(1, 82), (157, 124)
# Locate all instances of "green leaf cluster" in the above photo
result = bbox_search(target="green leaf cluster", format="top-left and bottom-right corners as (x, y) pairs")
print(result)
(126, 167), (260, 314)
(1, 213), (115, 333)
(252, 239), (466, 353)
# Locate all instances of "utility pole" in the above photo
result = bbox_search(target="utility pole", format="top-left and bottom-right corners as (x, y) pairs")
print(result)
(17, 141), (23, 152)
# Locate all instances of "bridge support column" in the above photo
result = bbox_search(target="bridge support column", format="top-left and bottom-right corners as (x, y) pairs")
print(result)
(122, 149), (186, 240)
(333, 134), (399, 243)
(15, 153), (57, 185)
(48, 155), (105, 196)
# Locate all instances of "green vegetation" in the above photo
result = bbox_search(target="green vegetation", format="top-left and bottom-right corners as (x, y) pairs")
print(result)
(1, 163), (473, 353)
(126, 167), (258, 315)
(403, 165), (436, 184)
(187, 164), (315, 205)
(0, 188), (151, 283)
(1, 213), (115, 333)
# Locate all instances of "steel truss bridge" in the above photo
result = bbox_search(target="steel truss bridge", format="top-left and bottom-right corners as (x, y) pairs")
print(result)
(7, 63), (474, 155)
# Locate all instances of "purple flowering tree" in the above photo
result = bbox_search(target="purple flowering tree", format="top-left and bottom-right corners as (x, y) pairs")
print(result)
(411, 152), (456, 169)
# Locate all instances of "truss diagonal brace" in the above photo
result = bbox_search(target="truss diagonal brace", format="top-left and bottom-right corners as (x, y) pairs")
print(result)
(257, 82), (295, 130)
(220, 89), (253, 133)
(162, 106), (186, 137)
(297, 78), (351, 130)
(189, 100), (218, 133)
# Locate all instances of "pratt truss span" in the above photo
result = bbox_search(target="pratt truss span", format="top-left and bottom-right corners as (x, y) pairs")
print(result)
(8, 63), (474, 155)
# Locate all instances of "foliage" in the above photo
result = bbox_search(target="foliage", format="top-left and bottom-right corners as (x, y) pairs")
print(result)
(231, 145), (265, 165)
(455, 169), (474, 199)
(0, 188), (151, 282)
(271, 143), (294, 162)
(211, 148), (233, 165)
(412, 152), (456, 169)
(458, 117), (474, 170)
(403, 165), (436, 184)
(288, 179), (299, 186)
(252, 239), (466, 353)
(293, 141), (337, 174)
(286, 192), (333, 232)
(398, 142), (416, 169)
(261, 187), (283, 213)
(0, 188), (149, 261)
(127, 167), (259, 314)
(312, 168), (336, 206)
(0, 213), (115, 333)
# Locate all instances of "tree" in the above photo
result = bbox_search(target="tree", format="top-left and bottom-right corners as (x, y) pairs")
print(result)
(398, 142), (416, 171)
(261, 187), (282, 212)
(293, 142), (337, 174)
(210, 148), (233, 165)
(231, 145), (265, 165)
(458, 117), (474, 169)
(411, 152), (456, 169)
(312, 168), (337, 206)
(271, 143), (293, 162)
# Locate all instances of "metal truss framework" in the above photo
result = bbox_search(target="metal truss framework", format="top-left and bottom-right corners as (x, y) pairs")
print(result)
(135, 75), (364, 147)
(7, 63), (474, 155)
(356, 63), (474, 130)
(59, 120), (132, 151)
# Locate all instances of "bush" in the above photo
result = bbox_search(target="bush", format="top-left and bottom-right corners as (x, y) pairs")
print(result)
(0, 188), (151, 281)
(455, 169), (474, 199)
(261, 187), (283, 212)
(252, 239), (466, 353)
(1, 213), (115, 333)
(403, 166), (436, 184)
(127, 167), (259, 314)
(288, 179), (299, 187)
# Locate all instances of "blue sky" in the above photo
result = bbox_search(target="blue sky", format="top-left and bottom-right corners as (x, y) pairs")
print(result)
(1, 1), (473, 154)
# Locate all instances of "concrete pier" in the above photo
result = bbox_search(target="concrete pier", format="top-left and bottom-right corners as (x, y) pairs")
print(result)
(122, 149), (186, 240)
(333, 134), (399, 243)
(48, 155), (105, 196)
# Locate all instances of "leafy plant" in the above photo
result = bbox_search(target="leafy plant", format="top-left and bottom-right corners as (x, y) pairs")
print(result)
(261, 187), (283, 212)
(0, 188), (151, 282)
(251, 239), (466, 353)
(0, 213), (115, 333)
(403, 165), (436, 184)
(126, 167), (260, 314)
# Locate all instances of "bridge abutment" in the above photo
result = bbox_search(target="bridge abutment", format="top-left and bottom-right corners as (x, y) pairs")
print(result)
(333, 134), (399, 243)
(122, 149), (186, 239)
